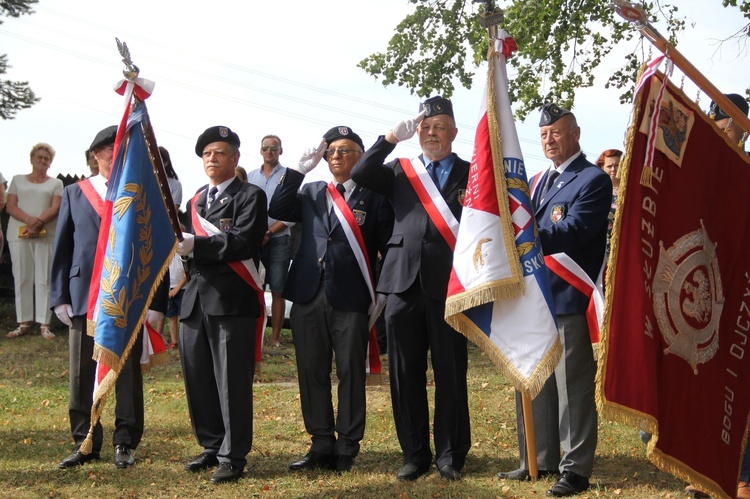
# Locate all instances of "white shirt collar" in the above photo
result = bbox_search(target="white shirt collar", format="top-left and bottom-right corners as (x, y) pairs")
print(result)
(547, 150), (582, 176)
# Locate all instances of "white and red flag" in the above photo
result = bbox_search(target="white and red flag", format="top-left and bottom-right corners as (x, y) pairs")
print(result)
(445, 32), (560, 397)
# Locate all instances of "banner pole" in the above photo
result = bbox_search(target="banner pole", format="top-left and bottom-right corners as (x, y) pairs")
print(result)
(612, 1), (750, 135)
(521, 391), (540, 480)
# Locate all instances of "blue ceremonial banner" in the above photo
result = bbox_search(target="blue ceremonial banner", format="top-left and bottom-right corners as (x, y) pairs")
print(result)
(445, 32), (560, 397)
(79, 92), (176, 454)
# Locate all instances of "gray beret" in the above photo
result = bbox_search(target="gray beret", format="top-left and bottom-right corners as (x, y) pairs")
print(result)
(539, 103), (573, 127)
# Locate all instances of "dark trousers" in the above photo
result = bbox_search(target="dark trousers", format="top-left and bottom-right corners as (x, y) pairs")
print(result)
(68, 316), (144, 452)
(385, 280), (471, 469)
(290, 284), (369, 457)
(179, 300), (256, 469)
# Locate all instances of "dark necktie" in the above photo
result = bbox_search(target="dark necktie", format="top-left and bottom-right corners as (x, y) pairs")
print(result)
(427, 161), (441, 189)
(206, 186), (218, 211)
(539, 170), (559, 204)
(330, 183), (346, 219)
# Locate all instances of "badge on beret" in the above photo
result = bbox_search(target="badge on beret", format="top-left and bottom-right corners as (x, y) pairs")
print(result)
(353, 209), (366, 226)
(550, 205), (566, 224)
(420, 95), (454, 119)
(219, 127), (229, 138)
(338, 126), (350, 136)
(219, 218), (233, 233)
(539, 103), (573, 127)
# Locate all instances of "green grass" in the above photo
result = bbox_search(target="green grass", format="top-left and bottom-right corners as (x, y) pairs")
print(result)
(0, 296), (685, 498)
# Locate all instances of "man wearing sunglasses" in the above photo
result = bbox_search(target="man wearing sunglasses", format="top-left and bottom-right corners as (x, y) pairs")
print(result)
(269, 126), (393, 474)
(247, 135), (293, 348)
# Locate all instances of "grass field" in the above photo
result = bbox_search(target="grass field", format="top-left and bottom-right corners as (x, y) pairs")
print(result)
(0, 297), (687, 498)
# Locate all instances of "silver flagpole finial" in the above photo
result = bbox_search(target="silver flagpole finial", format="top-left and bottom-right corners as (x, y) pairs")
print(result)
(473, 0), (504, 39)
(116, 37), (140, 81)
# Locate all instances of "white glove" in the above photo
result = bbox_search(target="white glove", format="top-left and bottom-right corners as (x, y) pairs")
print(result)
(177, 232), (194, 256)
(294, 139), (327, 174)
(391, 110), (426, 142)
(55, 304), (74, 327)
(146, 309), (164, 325)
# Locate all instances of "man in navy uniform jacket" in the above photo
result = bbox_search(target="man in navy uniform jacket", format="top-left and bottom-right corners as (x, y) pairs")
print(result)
(269, 126), (393, 473)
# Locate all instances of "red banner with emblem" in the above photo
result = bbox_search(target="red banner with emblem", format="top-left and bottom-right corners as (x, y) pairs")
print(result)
(598, 71), (750, 498)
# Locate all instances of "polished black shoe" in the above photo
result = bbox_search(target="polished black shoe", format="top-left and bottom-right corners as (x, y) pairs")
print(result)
(210, 462), (243, 484)
(497, 468), (557, 481)
(58, 449), (100, 469)
(336, 455), (355, 473)
(396, 462), (430, 481)
(547, 471), (590, 497)
(289, 451), (335, 471)
(113, 444), (135, 469)
(185, 452), (219, 472)
(438, 464), (462, 481)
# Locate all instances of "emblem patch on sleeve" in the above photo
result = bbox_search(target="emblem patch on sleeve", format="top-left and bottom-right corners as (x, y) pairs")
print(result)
(219, 218), (233, 233)
(550, 204), (566, 223)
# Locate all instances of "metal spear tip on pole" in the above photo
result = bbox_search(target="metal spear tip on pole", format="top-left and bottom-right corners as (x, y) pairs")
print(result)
(115, 37), (140, 81)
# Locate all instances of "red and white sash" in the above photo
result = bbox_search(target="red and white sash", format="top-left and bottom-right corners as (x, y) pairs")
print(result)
(399, 157), (459, 249)
(328, 183), (382, 374)
(190, 191), (266, 363)
(544, 253), (604, 344)
(78, 178), (105, 218)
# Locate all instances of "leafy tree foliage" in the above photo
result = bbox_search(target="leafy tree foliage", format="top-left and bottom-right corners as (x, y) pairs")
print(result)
(1, 0), (40, 120)
(360, 1), (746, 120)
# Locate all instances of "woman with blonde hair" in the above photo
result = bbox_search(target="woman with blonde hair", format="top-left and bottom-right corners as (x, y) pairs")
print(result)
(5, 143), (64, 339)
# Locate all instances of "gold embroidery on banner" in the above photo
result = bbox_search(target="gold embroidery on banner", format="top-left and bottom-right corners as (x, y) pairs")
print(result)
(472, 237), (493, 271)
(652, 221), (724, 374)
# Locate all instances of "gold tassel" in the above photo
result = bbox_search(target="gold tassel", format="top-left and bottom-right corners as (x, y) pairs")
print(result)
(79, 428), (95, 455)
(640, 164), (653, 187)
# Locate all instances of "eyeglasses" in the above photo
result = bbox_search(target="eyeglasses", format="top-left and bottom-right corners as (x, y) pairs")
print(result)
(325, 148), (361, 157)
(261, 146), (280, 152)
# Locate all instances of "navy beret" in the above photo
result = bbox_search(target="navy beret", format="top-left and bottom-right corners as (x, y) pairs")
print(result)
(419, 95), (454, 119)
(89, 125), (118, 152)
(710, 93), (749, 121)
(539, 103), (573, 127)
(195, 126), (241, 157)
(323, 126), (364, 152)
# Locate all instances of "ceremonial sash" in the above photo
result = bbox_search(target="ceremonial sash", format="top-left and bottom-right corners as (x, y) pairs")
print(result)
(190, 191), (266, 363)
(328, 183), (382, 375)
(399, 158), (459, 250)
(544, 253), (604, 344)
(78, 178), (105, 218)
(529, 171), (543, 201)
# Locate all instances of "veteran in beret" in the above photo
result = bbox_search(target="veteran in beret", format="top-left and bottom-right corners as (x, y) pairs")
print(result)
(269, 126), (393, 473)
(497, 104), (611, 497)
(52, 125), (147, 470)
(176, 125), (268, 484)
(350, 96), (471, 482)
(710, 93), (749, 150)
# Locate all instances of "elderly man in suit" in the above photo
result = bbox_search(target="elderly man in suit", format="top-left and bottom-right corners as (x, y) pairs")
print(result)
(351, 96), (471, 482)
(177, 126), (268, 484)
(497, 104), (611, 497)
(269, 126), (393, 473)
(51, 125), (144, 470)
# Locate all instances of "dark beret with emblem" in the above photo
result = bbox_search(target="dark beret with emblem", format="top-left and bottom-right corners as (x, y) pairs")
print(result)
(710, 93), (749, 121)
(195, 125), (241, 157)
(323, 126), (364, 151)
(539, 103), (573, 127)
(419, 95), (454, 119)
(89, 125), (118, 152)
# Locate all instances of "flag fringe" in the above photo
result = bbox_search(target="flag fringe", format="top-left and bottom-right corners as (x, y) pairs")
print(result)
(445, 279), (524, 317)
(446, 311), (562, 399)
(141, 349), (169, 373)
(80, 242), (174, 455)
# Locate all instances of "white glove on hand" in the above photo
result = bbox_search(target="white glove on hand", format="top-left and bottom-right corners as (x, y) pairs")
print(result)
(146, 309), (164, 325)
(391, 110), (426, 142)
(55, 304), (74, 328)
(294, 139), (327, 174)
(177, 232), (194, 256)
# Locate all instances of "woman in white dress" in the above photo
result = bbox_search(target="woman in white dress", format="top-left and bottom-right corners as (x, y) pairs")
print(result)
(5, 143), (64, 339)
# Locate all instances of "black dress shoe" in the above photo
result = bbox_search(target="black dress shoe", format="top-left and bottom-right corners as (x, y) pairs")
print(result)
(210, 462), (243, 484)
(396, 462), (430, 481)
(497, 468), (557, 481)
(58, 449), (100, 469)
(438, 464), (462, 481)
(289, 451), (335, 471)
(185, 452), (219, 472)
(113, 444), (135, 469)
(547, 471), (590, 497)
(336, 455), (355, 473)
